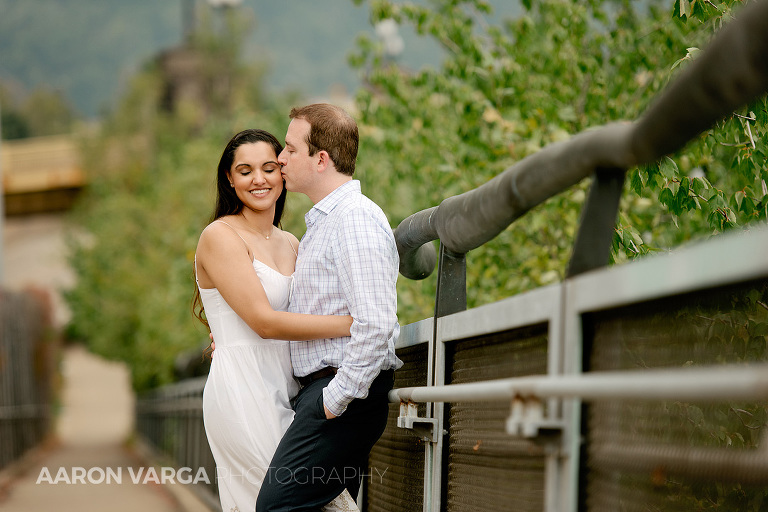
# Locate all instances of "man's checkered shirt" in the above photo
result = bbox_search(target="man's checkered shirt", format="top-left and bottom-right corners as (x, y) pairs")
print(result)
(289, 180), (403, 416)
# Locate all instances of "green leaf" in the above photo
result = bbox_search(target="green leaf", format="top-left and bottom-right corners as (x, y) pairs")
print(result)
(734, 190), (745, 210)
(659, 187), (675, 208)
(708, 193), (727, 211)
(659, 157), (679, 180)
(691, 176), (710, 196)
(679, 176), (690, 196)
(752, 322), (768, 337)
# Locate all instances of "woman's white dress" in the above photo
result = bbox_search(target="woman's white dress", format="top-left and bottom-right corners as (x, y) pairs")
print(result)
(199, 258), (297, 512)
(198, 253), (358, 512)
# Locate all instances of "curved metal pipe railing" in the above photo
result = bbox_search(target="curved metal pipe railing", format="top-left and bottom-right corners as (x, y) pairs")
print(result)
(395, 0), (768, 280)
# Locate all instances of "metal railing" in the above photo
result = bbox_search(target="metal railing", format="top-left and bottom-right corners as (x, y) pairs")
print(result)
(135, 376), (221, 510)
(0, 289), (56, 471)
(377, 223), (768, 512)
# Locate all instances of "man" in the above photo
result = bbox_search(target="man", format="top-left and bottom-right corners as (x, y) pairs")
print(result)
(255, 103), (402, 512)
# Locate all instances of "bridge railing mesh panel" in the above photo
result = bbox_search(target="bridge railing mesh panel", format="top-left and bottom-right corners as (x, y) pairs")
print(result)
(583, 279), (768, 512)
(445, 325), (549, 512)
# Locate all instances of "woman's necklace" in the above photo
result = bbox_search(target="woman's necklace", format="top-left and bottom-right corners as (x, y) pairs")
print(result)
(240, 213), (274, 240)
(250, 225), (274, 240)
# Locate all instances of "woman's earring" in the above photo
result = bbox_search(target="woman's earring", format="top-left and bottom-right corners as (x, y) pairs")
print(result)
(229, 182), (234, 187)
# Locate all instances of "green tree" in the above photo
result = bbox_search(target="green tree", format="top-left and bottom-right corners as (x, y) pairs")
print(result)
(349, 0), (767, 325)
(0, 108), (30, 140)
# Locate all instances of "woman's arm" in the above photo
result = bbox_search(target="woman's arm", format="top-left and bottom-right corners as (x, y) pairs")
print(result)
(196, 224), (352, 340)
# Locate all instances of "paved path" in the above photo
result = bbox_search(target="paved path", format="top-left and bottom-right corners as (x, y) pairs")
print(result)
(0, 345), (210, 512)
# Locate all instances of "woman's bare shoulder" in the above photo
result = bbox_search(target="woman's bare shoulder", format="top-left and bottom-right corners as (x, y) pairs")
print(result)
(199, 217), (242, 247)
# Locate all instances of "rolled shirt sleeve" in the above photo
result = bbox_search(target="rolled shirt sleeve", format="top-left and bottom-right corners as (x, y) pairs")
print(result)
(322, 208), (400, 416)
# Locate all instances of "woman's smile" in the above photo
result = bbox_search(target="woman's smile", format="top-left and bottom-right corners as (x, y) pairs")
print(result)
(249, 188), (272, 197)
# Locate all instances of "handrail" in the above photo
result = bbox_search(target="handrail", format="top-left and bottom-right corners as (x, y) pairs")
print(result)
(394, 0), (768, 280)
(388, 364), (768, 404)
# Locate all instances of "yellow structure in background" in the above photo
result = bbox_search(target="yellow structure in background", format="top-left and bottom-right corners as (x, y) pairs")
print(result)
(1, 135), (85, 215)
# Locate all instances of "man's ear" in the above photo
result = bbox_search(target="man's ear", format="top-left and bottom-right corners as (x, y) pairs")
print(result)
(316, 150), (331, 173)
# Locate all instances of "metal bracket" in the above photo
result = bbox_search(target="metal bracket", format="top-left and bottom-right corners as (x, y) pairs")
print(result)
(397, 401), (441, 443)
(434, 243), (467, 318)
(567, 167), (626, 278)
(506, 396), (564, 449)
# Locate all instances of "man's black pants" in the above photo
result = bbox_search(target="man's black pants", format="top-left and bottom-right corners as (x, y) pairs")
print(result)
(255, 370), (393, 512)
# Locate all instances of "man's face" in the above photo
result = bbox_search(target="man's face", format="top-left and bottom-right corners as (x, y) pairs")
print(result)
(278, 118), (317, 195)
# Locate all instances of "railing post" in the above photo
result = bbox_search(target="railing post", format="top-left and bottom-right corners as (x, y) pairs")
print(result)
(422, 244), (467, 512)
(567, 168), (626, 278)
(434, 243), (467, 319)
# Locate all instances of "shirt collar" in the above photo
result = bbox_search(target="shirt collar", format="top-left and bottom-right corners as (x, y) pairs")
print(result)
(305, 180), (360, 228)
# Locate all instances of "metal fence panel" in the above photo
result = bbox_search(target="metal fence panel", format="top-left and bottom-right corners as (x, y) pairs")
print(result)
(135, 376), (220, 510)
(582, 279), (768, 512)
(0, 289), (55, 470)
(445, 325), (549, 512)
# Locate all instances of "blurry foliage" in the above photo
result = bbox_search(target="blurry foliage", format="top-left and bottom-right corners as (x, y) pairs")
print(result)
(349, 0), (768, 325)
(64, 8), (302, 391)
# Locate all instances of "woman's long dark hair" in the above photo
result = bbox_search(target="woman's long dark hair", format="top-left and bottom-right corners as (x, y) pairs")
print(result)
(193, 129), (286, 332)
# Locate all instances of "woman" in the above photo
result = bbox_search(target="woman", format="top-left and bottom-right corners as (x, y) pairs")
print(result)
(193, 129), (358, 512)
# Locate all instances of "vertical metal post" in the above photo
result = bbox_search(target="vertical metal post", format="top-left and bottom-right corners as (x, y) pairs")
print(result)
(564, 168), (625, 511)
(424, 243), (466, 512)
(433, 243), (467, 320)
(566, 168), (626, 278)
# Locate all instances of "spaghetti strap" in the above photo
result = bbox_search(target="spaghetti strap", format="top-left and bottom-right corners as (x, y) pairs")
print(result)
(213, 220), (250, 253)
(281, 229), (298, 258)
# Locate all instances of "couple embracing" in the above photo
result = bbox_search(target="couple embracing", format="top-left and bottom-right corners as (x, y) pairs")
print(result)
(193, 103), (403, 512)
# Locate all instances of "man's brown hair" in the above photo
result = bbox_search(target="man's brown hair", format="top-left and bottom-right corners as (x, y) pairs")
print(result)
(289, 103), (358, 176)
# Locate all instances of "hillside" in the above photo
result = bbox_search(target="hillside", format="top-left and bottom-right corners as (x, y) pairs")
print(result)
(0, 0), (520, 118)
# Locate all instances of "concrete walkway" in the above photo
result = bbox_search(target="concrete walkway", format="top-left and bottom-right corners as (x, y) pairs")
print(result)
(0, 345), (211, 512)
